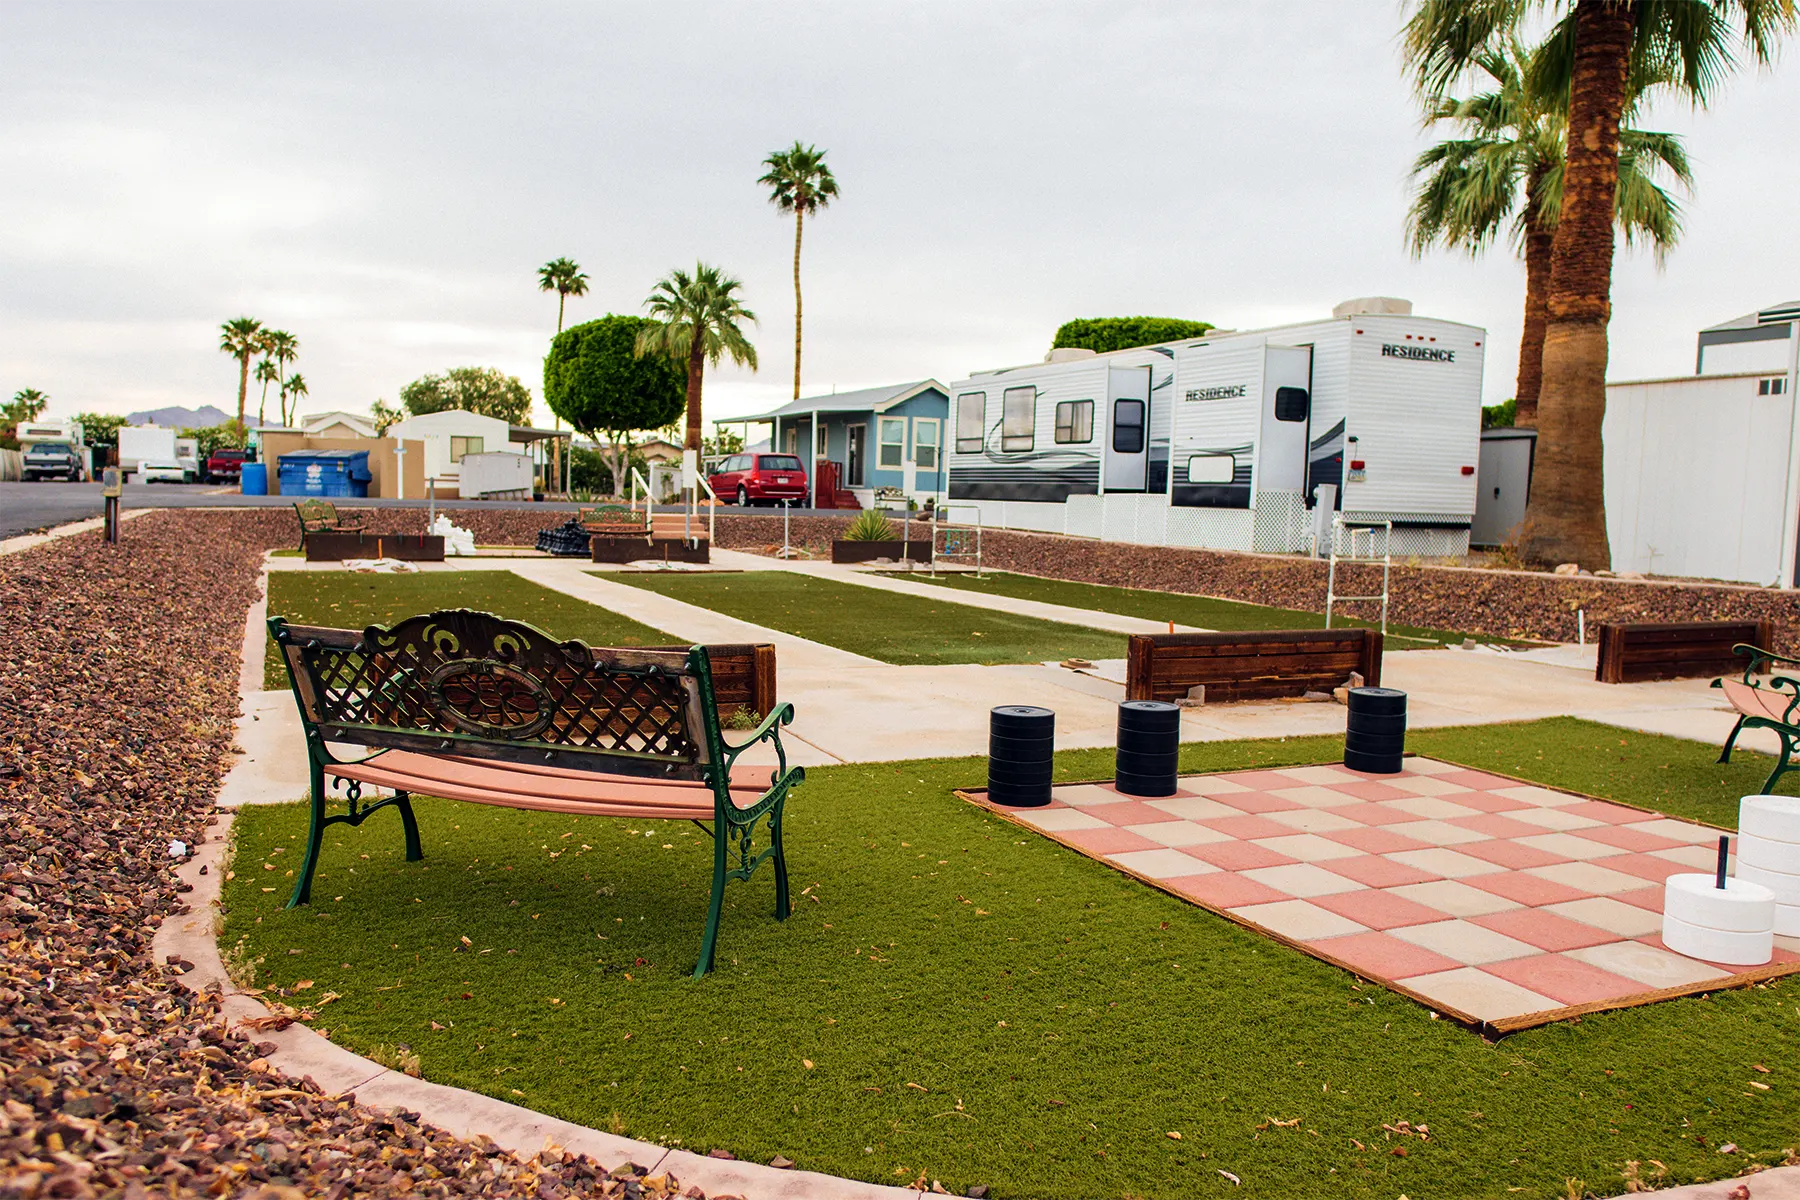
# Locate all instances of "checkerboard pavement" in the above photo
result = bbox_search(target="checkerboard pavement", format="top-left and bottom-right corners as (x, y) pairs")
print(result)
(976, 758), (1800, 1029)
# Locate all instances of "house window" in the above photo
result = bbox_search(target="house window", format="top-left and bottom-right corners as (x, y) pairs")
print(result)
(879, 417), (906, 469)
(956, 391), (986, 454)
(817, 423), (828, 457)
(913, 420), (940, 470)
(449, 436), (484, 463)
(1002, 387), (1036, 452)
(1054, 400), (1094, 444)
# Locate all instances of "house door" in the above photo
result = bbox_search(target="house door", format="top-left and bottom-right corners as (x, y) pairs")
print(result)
(847, 424), (866, 487)
(1258, 346), (1313, 496)
(1103, 365), (1151, 491)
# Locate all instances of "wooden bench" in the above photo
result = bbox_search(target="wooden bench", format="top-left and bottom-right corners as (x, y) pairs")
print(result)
(269, 608), (802, 976)
(293, 499), (364, 550)
(1125, 629), (1383, 704)
(584, 507), (711, 564)
(1597, 620), (1774, 684)
(1715, 643), (1798, 793)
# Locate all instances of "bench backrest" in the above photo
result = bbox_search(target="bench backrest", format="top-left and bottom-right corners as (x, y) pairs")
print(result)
(1596, 619), (1774, 684)
(295, 499), (344, 533)
(270, 608), (722, 781)
(580, 504), (648, 532)
(1126, 628), (1383, 704)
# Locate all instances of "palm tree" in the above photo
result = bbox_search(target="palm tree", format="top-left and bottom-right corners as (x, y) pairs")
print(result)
(1405, 0), (1796, 569)
(254, 357), (281, 425)
(260, 331), (299, 426)
(218, 316), (265, 433)
(538, 258), (589, 334)
(758, 142), (839, 399)
(282, 373), (308, 426)
(1407, 34), (1691, 426)
(633, 263), (758, 456)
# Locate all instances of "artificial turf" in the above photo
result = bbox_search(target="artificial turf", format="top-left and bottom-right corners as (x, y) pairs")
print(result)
(261, 570), (675, 690)
(223, 717), (1798, 1200)
(892, 569), (1521, 649)
(605, 570), (1125, 666)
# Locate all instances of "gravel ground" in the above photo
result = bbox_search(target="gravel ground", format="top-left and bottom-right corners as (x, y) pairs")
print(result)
(0, 509), (715, 1199)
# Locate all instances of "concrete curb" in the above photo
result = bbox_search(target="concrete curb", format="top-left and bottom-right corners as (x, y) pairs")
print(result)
(0, 507), (153, 557)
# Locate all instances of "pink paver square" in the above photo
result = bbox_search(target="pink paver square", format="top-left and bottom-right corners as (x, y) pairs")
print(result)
(1328, 802), (1423, 827)
(1310, 888), (1448, 930)
(1318, 853), (1443, 889)
(1466, 871), (1591, 907)
(1057, 826), (1164, 856)
(1177, 839), (1300, 872)
(1452, 812), (1551, 839)
(1200, 813), (1297, 840)
(1469, 908), (1619, 952)
(1207, 790), (1307, 815)
(1576, 823), (1687, 853)
(1313, 930), (1464, 977)
(1444, 790), (1536, 814)
(1089, 800), (1187, 826)
(1602, 853), (1696, 884)
(1483, 953), (1646, 1006)
(1562, 800), (1655, 825)
(1610, 885), (1666, 913)
(1165, 872), (1291, 910)
(1324, 825), (1434, 855)
(1454, 838), (1573, 870)
(1328, 780), (1415, 802)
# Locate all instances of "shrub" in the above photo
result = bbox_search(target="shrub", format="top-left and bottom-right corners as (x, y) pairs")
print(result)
(843, 510), (897, 541)
(1051, 316), (1214, 354)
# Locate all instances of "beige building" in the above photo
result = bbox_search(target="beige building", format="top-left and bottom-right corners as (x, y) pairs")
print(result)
(259, 432), (425, 500)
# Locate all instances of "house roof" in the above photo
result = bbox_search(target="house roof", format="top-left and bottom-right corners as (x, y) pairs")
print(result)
(731, 380), (946, 423)
(1704, 302), (1800, 331)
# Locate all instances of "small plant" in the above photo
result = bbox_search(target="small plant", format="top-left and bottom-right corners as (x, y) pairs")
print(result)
(725, 705), (761, 730)
(368, 1043), (423, 1078)
(843, 509), (896, 541)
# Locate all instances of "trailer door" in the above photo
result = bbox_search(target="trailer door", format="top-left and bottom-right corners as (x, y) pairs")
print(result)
(1103, 365), (1151, 491)
(1257, 346), (1313, 496)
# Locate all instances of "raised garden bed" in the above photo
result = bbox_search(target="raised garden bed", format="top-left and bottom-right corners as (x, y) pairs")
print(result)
(830, 538), (932, 564)
(303, 531), (444, 562)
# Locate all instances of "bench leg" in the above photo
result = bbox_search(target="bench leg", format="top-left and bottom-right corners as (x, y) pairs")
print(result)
(395, 790), (424, 862)
(1720, 715), (1747, 764)
(289, 760), (327, 909)
(770, 805), (792, 921)
(694, 832), (729, 979)
(1764, 736), (1797, 796)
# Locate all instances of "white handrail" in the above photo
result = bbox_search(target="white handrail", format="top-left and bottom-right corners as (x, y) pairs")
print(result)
(932, 502), (984, 577)
(695, 472), (718, 546)
(1325, 515), (1391, 634)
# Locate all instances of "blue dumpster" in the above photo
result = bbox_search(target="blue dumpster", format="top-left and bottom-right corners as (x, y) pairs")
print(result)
(240, 462), (268, 495)
(277, 450), (371, 498)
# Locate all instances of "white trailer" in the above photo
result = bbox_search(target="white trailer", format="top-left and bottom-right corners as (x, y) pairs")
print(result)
(118, 425), (178, 474)
(945, 300), (1487, 556)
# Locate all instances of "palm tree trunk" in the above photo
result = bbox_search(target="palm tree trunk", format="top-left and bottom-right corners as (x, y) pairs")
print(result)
(258, 373), (271, 426)
(236, 357), (250, 431)
(1514, 163), (1555, 428)
(792, 209), (804, 400)
(686, 338), (706, 453)
(1521, 0), (1632, 571)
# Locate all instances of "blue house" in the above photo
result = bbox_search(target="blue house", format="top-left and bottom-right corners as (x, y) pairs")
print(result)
(732, 380), (949, 508)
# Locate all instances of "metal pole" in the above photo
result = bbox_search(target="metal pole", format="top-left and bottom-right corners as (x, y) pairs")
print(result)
(782, 498), (791, 558)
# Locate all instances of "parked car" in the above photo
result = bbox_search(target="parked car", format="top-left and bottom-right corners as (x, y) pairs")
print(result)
(21, 441), (84, 481)
(708, 453), (809, 506)
(204, 447), (251, 484)
(138, 459), (192, 484)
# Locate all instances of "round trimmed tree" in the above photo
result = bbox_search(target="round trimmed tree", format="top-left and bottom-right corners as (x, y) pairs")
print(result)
(544, 315), (687, 496)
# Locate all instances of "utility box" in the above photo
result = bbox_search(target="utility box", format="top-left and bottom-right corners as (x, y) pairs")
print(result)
(1471, 427), (1536, 548)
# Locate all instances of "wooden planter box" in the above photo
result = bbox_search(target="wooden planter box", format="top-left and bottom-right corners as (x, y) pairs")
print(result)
(1595, 619), (1771, 683)
(304, 532), (445, 562)
(649, 643), (776, 721)
(590, 536), (710, 565)
(830, 539), (932, 564)
(1125, 629), (1383, 704)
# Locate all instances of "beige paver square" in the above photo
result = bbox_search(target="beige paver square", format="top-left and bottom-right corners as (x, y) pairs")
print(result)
(1389, 819), (1488, 847)
(1018, 808), (1111, 832)
(1269, 785), (1362, 809)
(1241, 862), (1367, 898)
(1388, 776), (1474, 797)
(1279, 765), (1361, 785)
(1392, 919), (1539, 965)
(1507, 806), (1606, 832)
(1381, 795), (1480, 820)
(1107, 848), (1221, 880)
(1402, 967), (1559, 1021)
(1515, 832), (1629, 860)
(1231, 898), (1368, 940)
(1389, 879), (1521, 917)
(1183, 776), (1253, 796)
(1386, 848), (1505, 879)
(1542, 897), (1662, 938)
(1400, 758), (1464, 776)
(1566, 941), (1732, 989)
(1265, 808), (1363, 834)
(1125, 821), (1233, 848)
(1253, 834), (1363, 863)
(1050, 784), (1130, 807)
(1626, 818), (1725, 845)
(1147, 795), (1240, 821)
(1527, 861), (1650, 895)
(1653, 843), (1730, 869)
(1493, 784), (1583, 808)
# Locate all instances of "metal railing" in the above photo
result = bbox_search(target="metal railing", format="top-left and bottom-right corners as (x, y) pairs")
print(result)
(931, 503), (985, 577)
(1325, 516), (1391, 634)
(629, 465), (713, 547)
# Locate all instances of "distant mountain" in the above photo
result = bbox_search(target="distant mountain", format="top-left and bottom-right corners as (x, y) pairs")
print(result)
(124, 405), (231, 428)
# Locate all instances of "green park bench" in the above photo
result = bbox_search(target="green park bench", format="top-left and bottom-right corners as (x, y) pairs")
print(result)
(293, 499), (365, 551)
(1716, 642), (1800, 795)
(268, 608), (803, 977)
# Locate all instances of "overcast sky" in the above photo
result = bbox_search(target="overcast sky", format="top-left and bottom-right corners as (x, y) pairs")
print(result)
(3, 1), (1796, 432)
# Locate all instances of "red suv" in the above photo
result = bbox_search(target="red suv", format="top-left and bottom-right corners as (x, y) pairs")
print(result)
(709, 453), (809, 506)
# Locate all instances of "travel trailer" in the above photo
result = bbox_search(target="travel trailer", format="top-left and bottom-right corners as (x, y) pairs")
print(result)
(944, 299), (1487, 557)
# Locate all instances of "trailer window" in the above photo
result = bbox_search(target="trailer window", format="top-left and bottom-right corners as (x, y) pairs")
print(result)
(956, 392), (986, 453)
(1186, 454), (1235, 485)
(1275, 386), (1310, 422)
(1054, 400), (1094, 444)
(1002, 387), (1036, 452)
(1111, 399), (1144, 453)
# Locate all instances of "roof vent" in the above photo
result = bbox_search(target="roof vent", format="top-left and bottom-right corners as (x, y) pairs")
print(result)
(1332, 297), (1414, 319)
(1045, 347), (1099, 364)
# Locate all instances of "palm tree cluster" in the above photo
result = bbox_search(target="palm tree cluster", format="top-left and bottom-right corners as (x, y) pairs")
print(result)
(1404, 0), (1795, 568)
(218, 317), (308, 436)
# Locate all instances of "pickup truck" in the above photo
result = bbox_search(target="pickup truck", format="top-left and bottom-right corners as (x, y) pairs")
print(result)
(22, 442), (85, 481)
(204, 447), (251, 484)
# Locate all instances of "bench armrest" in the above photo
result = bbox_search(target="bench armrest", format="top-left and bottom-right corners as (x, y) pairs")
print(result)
(721, 702), (798, 781)
(1736, 643), (1800, 681)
